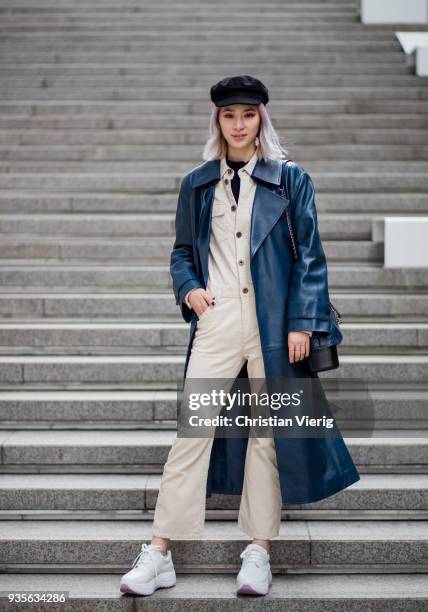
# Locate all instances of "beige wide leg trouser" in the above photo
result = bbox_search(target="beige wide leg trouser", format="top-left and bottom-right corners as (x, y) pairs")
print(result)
(152, 291), (283, 539)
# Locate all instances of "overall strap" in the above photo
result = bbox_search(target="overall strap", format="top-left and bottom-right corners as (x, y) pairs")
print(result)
(278, 158), (293, 200)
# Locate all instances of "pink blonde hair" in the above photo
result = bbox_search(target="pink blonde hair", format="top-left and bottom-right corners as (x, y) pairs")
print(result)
(202, 102), (289, 161)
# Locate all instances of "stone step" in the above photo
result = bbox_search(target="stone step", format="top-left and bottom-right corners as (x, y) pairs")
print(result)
(4, 86), (427, 102)
(0, 264), (427, 292)
(0, 2), (367, 8)
(0, 158), (428, 177)
(0, 390), (173, 427)
(0, 6), (374, 12)
(2, 28), (412, 37)
(0, 31), (404, 41)
(0, 350), (428, 389)
(1, 354), (428, 386)
(1, 114), (428, 130)
(1, 18), (380, 27)
(0, 12), (359, 23)
(0, 321), (426, 355)
(7, 55), (408, 66)
(0, 430), (427, 473)
(2, 129), (428, 145)
(0, 473), (427, 519)
(0, 9), (364, 17)
(0, 238), (382, 263)
(1, 389), (427, 431)
(0, 42), (404, 54)
(0, 4), (359, 9)
(1, 43), (405, 54)
(0, 148), (428, 166)
(0, 28), (410, 40)
(0, 0), (358, 4)
(0, 12), (402, 21)
(1, 520), (427, 572)
(0, 213), (380, 239)
(0, 53), (408, 66)
(0, 125), (427, 144)
(0, 573), (426, 610)
(0, 21), (413, 33)
(0, 26), (402, 36)
(10, 36), (401, 49)
(2, 100), (427, 115)
(0, 16), (363, 26)
(0, 31), (404, 40)
(0, 63), (416, 76)
(1, 145), (428, 163)
(0, 11), (361, 21)
(0, 6), (358, 17)
(0, 192), (426, 214)
(0, 292), (425, 321)
(0, 171), (427, 192)
(1, 36), (401, 45)
(0, 0), (357, 5)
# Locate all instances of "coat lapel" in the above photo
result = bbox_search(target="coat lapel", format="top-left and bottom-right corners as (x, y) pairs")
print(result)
(191, 156), (290, 284)
(249, 182), (290, 260)
(196, 184), (216, 287)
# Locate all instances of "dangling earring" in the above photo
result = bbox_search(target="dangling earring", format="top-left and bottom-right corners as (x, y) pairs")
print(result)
(255, 135), (260, 147)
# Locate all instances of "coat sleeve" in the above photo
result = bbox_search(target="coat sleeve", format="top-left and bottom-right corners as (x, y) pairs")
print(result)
(286, 166), (331, 334)
(170, 173), (204, 323)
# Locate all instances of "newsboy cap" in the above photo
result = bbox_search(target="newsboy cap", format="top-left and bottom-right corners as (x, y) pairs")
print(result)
(210, 75), (269, 107)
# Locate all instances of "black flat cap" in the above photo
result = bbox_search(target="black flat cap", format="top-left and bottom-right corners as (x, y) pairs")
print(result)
(210, 74), (269, 107)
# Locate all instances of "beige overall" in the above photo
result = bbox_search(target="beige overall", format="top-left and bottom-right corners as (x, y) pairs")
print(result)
(153, 151), (293, 539)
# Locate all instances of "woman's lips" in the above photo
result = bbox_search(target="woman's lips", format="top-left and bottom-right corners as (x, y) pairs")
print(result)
(232, 135), (246, 139)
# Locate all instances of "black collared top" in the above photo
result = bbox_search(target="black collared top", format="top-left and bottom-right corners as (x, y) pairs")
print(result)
(226, 156), (250, 204)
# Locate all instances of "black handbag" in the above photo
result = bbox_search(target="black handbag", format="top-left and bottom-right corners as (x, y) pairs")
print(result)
(279, 160), (343, 373)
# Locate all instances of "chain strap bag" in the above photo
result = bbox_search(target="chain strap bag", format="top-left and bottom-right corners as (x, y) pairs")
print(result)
(279, 160), (343, 373)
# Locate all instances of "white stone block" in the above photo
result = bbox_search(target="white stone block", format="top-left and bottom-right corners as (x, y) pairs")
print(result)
(361, 0), (428, 24)
(395, 32), (428, 54)
(416, 45), (428, 75)
(384, 218), (428, 268)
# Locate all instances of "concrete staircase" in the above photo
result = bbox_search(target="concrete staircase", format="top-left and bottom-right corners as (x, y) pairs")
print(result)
(0, 0), (428, 608)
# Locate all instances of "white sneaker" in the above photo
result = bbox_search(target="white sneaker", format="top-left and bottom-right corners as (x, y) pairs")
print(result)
(120, 543), (176, 596)
(236, 543), (272, 595)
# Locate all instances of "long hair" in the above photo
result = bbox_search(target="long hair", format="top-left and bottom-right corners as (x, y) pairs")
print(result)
(202, 102), (289, 162)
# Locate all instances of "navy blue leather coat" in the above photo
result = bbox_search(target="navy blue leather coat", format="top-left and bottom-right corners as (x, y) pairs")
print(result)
(170, 156), (360, 505)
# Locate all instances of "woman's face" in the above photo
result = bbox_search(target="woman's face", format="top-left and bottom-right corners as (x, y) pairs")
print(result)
(218, 104), (261, 153)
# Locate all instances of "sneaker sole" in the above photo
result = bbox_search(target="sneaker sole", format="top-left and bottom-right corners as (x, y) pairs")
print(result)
(120, 570), (176, 596)
(237, 582), (270, 595)
(236, 575), (272, 596)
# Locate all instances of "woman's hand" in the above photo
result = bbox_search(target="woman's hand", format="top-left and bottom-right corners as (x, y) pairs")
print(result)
(187, 288), (215, 317)
(288, 331), (310, 363)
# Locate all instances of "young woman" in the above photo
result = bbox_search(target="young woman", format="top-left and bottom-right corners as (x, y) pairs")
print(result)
(120, 75), (360, 597)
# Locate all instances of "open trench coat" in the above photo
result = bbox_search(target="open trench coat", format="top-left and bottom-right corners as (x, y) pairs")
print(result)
(170, 155), (360, 505)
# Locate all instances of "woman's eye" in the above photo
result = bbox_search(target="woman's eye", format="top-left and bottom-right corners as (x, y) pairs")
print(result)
(224, 113), (255, 119)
